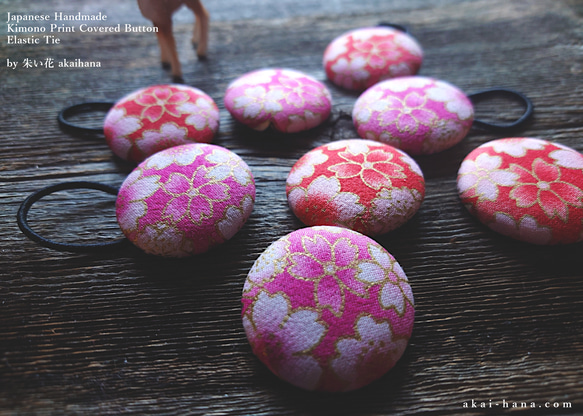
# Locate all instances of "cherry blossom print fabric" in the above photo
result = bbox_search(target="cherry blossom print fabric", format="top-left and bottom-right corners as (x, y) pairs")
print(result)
(457, 138), (583, 245)
(223, 68), (332, 133)
(242, 226), (414, 391)
(353, 76), (474, 155)
(286, 139), (425, 236)
(104, 84), (219, 163)
(323, 26), (423, 91)
(116, 143), (255, 257)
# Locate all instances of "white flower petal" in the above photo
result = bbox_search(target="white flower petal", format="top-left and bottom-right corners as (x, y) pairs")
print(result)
(280, 310), (326, 353)
(549, 149), (583, 170)
(356, 261), (385, 283)
(381, 283), (405, 312)
(252, 291), (289, 334)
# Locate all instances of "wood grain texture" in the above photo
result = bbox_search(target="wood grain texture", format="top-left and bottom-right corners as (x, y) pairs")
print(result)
(1, 0), (582, 414)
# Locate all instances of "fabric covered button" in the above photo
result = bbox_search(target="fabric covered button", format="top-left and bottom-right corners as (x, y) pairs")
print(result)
(353, 76), (474, 155)
(104, 84), (219, 163)
(223, 68), (332, 133)
(323, 26), (423, 91)
(116, 143), (255, 256)
(242, 225), (414, 392)
(457, 138), (583, 245)
(286, 139), (425, 236)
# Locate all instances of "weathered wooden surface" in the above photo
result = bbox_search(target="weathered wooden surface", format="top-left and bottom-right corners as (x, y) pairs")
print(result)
(1, 0), (582, 414)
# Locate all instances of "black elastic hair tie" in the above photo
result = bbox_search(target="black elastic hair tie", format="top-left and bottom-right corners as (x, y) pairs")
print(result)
(17, 181), (127, 253)
(468, 88), (534, 133)
(57, 101), (115, 135)
(377, 22), (409, 34)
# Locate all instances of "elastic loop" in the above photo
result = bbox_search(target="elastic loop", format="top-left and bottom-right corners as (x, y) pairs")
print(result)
(468, 88), (533, 132)
(58, 102), (114, 135)
(17, 181), (127, 253)
(377, 22), (409, 34)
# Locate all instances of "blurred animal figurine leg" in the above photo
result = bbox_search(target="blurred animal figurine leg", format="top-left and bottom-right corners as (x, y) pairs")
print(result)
(137, 0), (209, 82)
(187, 0), (209, 58)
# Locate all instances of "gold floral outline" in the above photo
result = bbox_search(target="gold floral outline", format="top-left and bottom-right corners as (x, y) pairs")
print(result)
(288, 234), (365, 317)
(161, 165), (230, 226)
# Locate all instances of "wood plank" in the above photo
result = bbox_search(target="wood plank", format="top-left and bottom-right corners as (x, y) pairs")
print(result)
(1, 0), (582, 414)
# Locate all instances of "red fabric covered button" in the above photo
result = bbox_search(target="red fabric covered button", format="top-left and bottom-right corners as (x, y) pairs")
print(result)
(353, 76), (474, 155)
(223, 68), (332, 133)
(323, 26), (423, 91)
(286, 139), (425, 236)
(457, 138), (583, 244)
(104, 84), (219, 163)
(242, 225), (414, 391)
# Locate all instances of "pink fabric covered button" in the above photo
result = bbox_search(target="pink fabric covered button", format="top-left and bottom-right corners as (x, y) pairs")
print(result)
(223, 68), (332, 133)
(242, 225), (414, 391)
(286, 139), (425, 236)
(323, 26), (423, 91)
(353, 76), (474, 155)
(457, 138), (583, 245)
(116, 143), (255, 256)
(104, 84), (219, 163)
